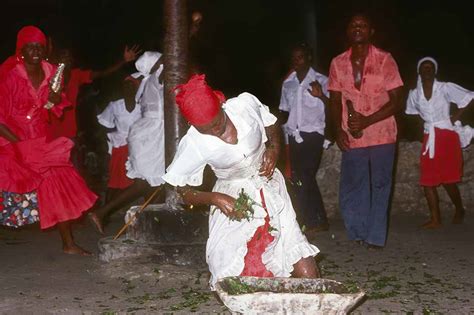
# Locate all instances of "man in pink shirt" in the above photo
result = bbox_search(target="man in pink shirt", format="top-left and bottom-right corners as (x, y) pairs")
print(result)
(328, 14), (403, 249)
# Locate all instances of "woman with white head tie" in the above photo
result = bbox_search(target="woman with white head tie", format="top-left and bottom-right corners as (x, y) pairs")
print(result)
(406, 57), (474, 228)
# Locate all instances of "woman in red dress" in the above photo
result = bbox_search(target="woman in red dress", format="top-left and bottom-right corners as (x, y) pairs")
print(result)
(0, 26), (98, 255)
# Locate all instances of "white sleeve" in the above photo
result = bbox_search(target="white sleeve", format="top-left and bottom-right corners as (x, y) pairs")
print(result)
(162, 134), (207, 187)
(97, 102), (116, 128)
(405, 90), (419, 115)
(279, 85), (289, 112)
(239, 92), (277, 127)
(445, 82), (474, 108)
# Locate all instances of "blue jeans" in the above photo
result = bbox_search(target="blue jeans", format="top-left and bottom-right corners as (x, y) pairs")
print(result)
(289, 132), (328, 228)
(339, 143), (395, 246)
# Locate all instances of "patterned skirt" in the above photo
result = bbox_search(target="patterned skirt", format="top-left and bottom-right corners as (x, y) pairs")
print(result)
(0, 191), (40, 227)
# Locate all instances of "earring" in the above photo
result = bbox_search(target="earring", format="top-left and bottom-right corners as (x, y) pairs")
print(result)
(21, 55), (25, 60)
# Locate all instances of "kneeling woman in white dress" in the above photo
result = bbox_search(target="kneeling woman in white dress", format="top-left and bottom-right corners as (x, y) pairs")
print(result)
(162, 75), (320, 290)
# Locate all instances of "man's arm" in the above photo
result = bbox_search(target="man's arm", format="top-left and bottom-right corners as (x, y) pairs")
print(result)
(330, 91), (350, 151)
(308, 81), (329, 106)
(348, 86), (403, 132)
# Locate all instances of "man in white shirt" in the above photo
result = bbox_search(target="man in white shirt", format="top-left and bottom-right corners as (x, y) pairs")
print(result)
(279, 43), (329, 234)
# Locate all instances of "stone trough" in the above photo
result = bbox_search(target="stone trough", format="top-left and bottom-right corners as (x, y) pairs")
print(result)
(215, 276), (365, 314)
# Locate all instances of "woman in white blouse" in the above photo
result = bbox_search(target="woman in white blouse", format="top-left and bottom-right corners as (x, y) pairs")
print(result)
(163, 75), (320, 290)
(406, 57), (474, 228)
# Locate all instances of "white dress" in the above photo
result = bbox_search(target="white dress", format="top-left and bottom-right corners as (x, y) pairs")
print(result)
(126, 65), (165, 186)
(162, 92), (319, 289)
(97, 99), (141, 154)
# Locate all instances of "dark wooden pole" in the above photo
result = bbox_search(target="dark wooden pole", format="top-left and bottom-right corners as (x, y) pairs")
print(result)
(163, 0), (188, 207)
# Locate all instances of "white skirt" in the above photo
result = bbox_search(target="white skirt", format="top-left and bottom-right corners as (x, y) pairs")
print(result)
(126, 116), (165, 187)
(206, 169), (319, 290)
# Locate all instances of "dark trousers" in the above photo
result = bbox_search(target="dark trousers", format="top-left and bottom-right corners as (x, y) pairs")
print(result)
(289, 131), (328, 228)
(339, 143), (395, 246)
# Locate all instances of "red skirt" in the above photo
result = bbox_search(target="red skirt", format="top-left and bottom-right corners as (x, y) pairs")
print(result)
(240, 189), (275, 278)
(108, 145), (134, 189)
(420, 129), (463, 187)
(1, 137), (98, 229)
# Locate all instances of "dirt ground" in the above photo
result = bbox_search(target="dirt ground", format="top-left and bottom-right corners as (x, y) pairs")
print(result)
(1, 210), (473, 314)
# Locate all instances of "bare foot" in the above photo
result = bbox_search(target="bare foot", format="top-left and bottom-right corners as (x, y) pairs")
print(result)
(63, 244), (92, 256)
(452, 210), (465, 224)
(420, 220), (441, 229)
(88, 212), (105, 235)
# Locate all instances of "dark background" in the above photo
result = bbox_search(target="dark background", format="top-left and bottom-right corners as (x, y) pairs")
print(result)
(1, 0), (473, 138)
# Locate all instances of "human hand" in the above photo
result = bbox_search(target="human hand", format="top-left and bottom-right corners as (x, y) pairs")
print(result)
(123, 45), (142, 63)
(259, 146), (278, 178)
(47, 88), (62, 106)
(213, 193), (243, 219)
(348, 111), (369, 132)
(307, 80), (324, 98)
(336, 128), (350, 151)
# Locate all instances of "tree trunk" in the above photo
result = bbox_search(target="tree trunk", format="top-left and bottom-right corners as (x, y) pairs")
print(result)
(163, 0), (188, 209)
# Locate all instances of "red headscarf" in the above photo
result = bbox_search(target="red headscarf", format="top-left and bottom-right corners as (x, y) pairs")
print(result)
(0, 26), (47, 82)
(174, 74), (226, 126)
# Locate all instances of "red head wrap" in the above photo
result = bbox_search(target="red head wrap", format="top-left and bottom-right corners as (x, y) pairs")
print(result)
(16, 26), (47, 56)
(174, 74), (226, 126)
(0, 26), (47, 82)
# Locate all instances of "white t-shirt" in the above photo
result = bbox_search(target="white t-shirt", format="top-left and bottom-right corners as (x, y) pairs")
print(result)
(97, 99), (141, 153)
(279, 68), (328, 141)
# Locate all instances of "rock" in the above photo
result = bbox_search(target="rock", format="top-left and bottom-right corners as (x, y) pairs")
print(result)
(317, 141), (474, 217)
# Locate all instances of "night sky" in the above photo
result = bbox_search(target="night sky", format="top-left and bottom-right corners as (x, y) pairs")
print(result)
(1, 0), (473, 136)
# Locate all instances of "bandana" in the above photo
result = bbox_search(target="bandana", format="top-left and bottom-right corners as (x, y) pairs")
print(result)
(417, 56), (438, 74)
(0, 26), (47, 81)
(131, 51), (162, 102)
(174, 74), (226, 126)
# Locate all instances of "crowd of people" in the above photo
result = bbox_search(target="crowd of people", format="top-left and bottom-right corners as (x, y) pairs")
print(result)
(0, 12), (473, 291)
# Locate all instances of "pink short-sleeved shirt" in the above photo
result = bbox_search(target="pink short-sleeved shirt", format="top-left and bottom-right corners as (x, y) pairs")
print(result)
(328, 45), (403, 148)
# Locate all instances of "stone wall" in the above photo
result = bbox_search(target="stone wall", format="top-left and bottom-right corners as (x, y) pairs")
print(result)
(316, 141), (474, 218)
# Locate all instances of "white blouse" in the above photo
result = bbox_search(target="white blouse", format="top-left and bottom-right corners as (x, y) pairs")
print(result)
(97, 99), (141, 153)
(406, 81), (474, 158)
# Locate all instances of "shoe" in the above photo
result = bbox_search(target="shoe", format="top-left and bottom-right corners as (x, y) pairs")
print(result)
(365, 243), (384, 251)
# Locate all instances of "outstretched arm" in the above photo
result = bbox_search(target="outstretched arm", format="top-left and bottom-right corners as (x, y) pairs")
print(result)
(90, 45), (142, 80)
(177, 186), (238, 218)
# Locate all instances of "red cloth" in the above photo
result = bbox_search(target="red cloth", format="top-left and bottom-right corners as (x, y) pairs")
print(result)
(50, 68), (92, 138)
(0, 60), (96, 229)
(175, 74), (226, 126)
(0, 62), (71, 146)
(420, 128), (463, 187)
(108, 145), (134, 189)
(240, 189), (275, 278)
(16, 137), (98, 229)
